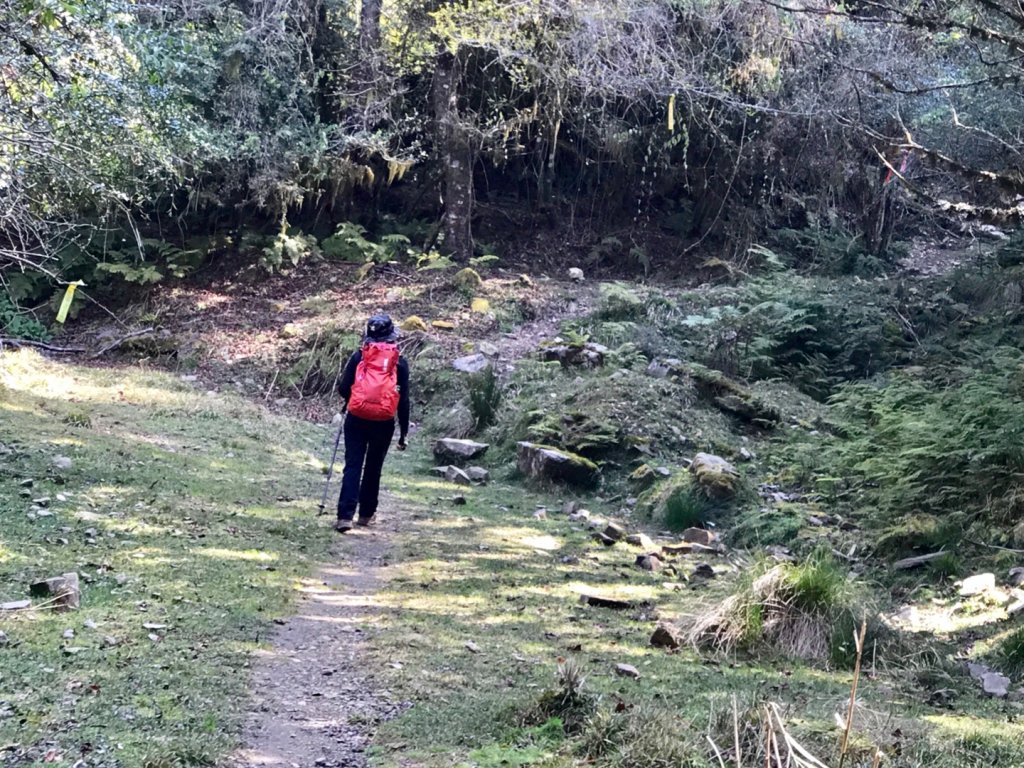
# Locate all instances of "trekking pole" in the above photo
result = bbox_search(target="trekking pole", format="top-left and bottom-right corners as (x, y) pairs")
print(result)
(317, 417), (344, 516)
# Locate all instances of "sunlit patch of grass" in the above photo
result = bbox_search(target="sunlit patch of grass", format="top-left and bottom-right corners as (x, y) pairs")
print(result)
(0, 349), (328, 767)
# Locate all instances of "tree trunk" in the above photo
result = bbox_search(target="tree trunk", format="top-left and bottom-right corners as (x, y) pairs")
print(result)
(359, 0), (382, 53)
(433, 49), (474, 263)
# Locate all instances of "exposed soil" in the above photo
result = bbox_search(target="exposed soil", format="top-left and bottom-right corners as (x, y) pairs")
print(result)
(229, 504), (406, 768)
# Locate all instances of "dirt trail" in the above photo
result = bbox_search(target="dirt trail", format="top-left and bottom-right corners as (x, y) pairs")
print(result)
(230, 509), (404, 768)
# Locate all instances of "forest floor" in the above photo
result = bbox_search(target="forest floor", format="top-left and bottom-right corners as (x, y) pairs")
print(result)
(4, 252), (1024, 768)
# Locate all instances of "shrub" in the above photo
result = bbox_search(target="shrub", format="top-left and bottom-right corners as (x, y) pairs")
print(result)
(523, 658), (596, 735)
(468, 366), (502, 431)
(576, 705), (705, 768)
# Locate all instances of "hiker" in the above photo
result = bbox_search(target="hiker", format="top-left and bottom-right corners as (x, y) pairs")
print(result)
(334, 314), (410, 532)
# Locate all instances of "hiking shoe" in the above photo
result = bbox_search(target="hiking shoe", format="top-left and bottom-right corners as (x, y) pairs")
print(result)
(356, 516), (376, 527)
(334, 518), (354, 533)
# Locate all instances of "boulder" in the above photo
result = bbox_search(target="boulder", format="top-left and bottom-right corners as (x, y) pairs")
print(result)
(681, 527), (717, 546)
(603, 522), (626, 541)
(650, 623), (684, 649)
(444, 466), (472, 486)
(568, 267), (585, 282)
(635, 554), (663, 572)
(1008, 567), (1024, 587)
(983, 671), (1011, 698)
(614, 663), (641, 679)
(593, 532), (617, 546)
(452, 353), (490, 374)
(629, 464), (657, 490)
(689, 453), (741, 500)
(466, 467), (490, 484)
(626, 533), (656, 550)
(400, 315), (429, 333)
(959, 573), (996, 597)
(541, 342), (608, 368)
(434, 438), (489, 463)
(29, 572), (80, 611)
(516, 442), (599, 487)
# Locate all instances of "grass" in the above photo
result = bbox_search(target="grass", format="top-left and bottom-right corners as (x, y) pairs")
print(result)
(0, 349), (330, 766)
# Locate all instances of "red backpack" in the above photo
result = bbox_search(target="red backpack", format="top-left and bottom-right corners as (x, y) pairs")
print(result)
(348, 342), (400, 420)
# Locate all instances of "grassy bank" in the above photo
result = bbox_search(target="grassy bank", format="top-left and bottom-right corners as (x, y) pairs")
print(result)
(0, 350), (329, 766)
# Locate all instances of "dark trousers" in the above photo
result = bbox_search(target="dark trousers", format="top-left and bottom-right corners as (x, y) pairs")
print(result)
(337, 414), (395, 520)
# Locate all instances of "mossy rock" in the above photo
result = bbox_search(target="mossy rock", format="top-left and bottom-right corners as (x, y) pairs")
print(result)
(453, 268), (483, 291)
(675, 363), (780, 428)
(400, 315), (429, 333)
(598, 282), (644, 320)
(516, 441), (600, 488)
(470, 297), (491, 314)
(629, 464), (657, 490)
(690, 452), (742, 500)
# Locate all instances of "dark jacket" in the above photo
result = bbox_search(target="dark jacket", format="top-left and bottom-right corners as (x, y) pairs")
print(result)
(338, 347), (410, 438)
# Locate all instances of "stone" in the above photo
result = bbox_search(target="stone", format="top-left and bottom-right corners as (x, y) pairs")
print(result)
(661, 543), (694, 556)
(959, 573), (996, 597)
(452, 495), (467, 506)
(453, 267), (483, 290)
(593, 532), (617, 546)
(33, 497), (50, 507)
(689, 453), (740, 500)
(1, 600), (30, 611)
(645, 360), (671, 379)
(603, 522), (626, 541)
(626, 534), (656, 550)
(452, 353), (490, 374)
(635, 554), (662, 572)
(29, 572), (80, 610)
(434, 438), (489, 463)
(568, 267), (585, 282)
(534, 508), (548, 520)
(983, 671), (1011, 698)
(655, 467), (672, 477)
(893, 552), (947, 570)
(738, 447), (753, 461)
(444, 466), (472, 486)
(691, 563), (716, 579)
(52, 456), (72, 471)
(432, 466), (449, 477)
(563, 501), (578, 515)
(518, 273), (534, 287)
(62, 628), (74, 639)
(465, 641), (482, 654)
(578, 592), (636, 610)
(279, 323), (302, 339)
(431, 320), (456, 331)
(681, 527), (717, 547)
(516, 442), (599, 487)
(400, 315), (429, 333)
(650, 623), (684, 649)
(470, 298), (491, 314)
(614, 663), (641, 679)
(629, 464), (657, 489)
(466, 467), (490, 484)
(541, 342), (607, 368)
(1008, 567), (1024, 587)
(569, 510), (591, 522)
(18, 479), (33, 488)
(478, 341), (499, 357)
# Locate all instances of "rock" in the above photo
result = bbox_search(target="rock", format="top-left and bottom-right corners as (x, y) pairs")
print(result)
(63, 628), (75, 639)
(626, 533), (656, 550)
(102, 635), (119, 647)
(431, 320), (456, 331)
(400, 315), (429, 333)
(517, 273), (534, 287)
(645, 360), (671, 379)
(452, 495), (467, 506)
(893, 551), (947, 570)
(661, 542), (694, 556)
(655, 467), (672, 477)
(28, 572), (80, 610)
(434, 438), (489, 463)
(625, 497), (638, 507)
(959, 573), (996, 597)
(568, 267), (585, 282)
(516, 442), (599, 487)
(806, 515), (825, 527)
(563, 501), (578, 515)
(629, 464), (657, 489)
(279, 322), (302, 339)
(578, 592), (636, 610)
(635, 554), (662, 572)
(52, 456), (73, 471)
(478, 341), (499, 357)
(452, 353), (489, 374)
(569, 510), (591, 522)
(983, 671), (1011, 698)
(541, 342), (608, 368)
(18, 479), (33, 488)
(470, 298), (491, 314)
(738, 447), (753, 461)
(466, 467), (490, 484)
(614, 663), (641, 679)
(1008, 567), (1024, 587)
(1, 600), (31, 611)
(63, 646), (85, 656)
(679, 363), (781, 428)
(681, 527), (717, 546)
(650, 623), (684, 649)
(534, 508), (548, 520)
(465, 641), (482, 653)
(453, 267), (483, 290)
(445, 466), (472, 486)
(593, 532), (617, 546)
(33, 497), (50, 507)
(689, 453), (740, 500)
(604, 522), (626, 541)
(691, 563), (716, 579)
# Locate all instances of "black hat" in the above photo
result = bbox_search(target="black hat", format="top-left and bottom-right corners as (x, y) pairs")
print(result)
(366, 314), (397, 341)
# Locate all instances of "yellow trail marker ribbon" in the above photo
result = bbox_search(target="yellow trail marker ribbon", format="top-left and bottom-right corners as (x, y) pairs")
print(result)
(667, 94), (676, 133)
(56, 281), (85, 324)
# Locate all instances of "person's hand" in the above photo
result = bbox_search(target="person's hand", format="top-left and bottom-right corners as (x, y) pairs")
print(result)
(397, 436), (408, 451)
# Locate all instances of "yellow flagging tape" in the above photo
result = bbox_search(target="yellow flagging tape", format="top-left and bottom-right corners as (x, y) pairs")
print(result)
(55, 281), (85, 324)
(667, 94), (676, 133)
